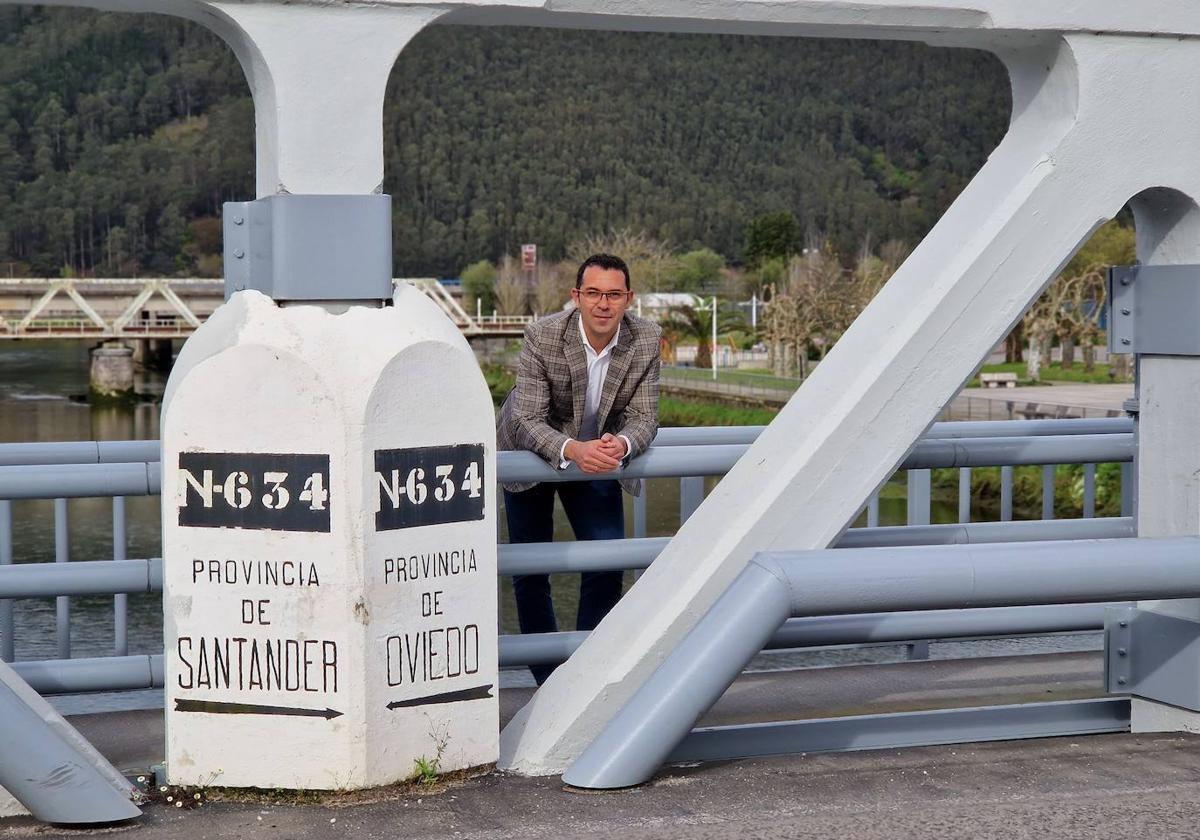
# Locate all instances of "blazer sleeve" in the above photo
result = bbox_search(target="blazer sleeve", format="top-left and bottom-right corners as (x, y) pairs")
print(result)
(613, 329), (661, 458)
(510, 324), (572, 466)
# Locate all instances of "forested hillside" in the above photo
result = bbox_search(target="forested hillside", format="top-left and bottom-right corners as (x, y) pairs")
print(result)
(0, 7), (1010, 277)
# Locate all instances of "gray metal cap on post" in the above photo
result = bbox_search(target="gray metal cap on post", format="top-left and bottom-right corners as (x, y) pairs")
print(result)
(223, 194), (393, 302)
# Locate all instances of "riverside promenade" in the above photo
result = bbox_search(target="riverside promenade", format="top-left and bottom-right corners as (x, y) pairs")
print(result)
(8, 650), (1200, 839)
(661, 367), (1134, 421)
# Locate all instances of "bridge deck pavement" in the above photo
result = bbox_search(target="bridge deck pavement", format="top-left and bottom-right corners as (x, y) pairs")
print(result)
(8, 651), (1200, 839)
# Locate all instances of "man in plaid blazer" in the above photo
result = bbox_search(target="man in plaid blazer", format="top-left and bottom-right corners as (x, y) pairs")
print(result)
(497, 253), (661, 684)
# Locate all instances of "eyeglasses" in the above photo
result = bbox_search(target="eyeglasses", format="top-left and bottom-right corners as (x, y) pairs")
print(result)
(576, 289), (630, 304)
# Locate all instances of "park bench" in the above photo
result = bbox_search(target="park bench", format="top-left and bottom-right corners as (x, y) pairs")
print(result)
(980, 371), (1018, 388)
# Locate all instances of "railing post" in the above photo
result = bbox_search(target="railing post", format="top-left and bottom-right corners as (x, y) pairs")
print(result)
(958, 467), (971, 523)
(1000, 466), (1014, 521)
(0, 501), (11, 662)
(112, 497), (127, 657)
(54, 498), (69, 660)
(1041, 465), (1055, 520)
(680, 476), (704, 523)
(906, 470), (931, 526)
(1120, 461), (1134, 516)
(867, 492), (880, 528)
(1083, 463), (1096, 518)
(633, 490), (647, 539)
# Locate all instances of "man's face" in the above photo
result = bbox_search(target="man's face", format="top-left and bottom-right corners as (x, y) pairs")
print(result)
(573, 266), (632, 346)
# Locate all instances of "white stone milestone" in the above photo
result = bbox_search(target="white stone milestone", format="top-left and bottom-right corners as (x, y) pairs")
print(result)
(161, 285), (497, 789)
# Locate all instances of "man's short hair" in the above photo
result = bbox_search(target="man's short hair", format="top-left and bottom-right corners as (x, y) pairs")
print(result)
(576, 254), (631, 290)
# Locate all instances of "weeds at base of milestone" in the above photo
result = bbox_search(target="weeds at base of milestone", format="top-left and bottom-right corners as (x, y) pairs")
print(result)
(410, 717), (452, 788)
(411, 756), (440, 788)
(135, 775), (209, 811)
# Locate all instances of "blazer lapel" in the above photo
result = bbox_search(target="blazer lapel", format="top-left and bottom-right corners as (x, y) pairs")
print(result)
(596, 318), (635, 434)
(563, 311), (588, 433)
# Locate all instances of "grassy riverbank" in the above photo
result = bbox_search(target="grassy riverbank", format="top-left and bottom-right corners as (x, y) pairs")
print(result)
(484, 365), (780, 427)
(974, 361), (1131, 386)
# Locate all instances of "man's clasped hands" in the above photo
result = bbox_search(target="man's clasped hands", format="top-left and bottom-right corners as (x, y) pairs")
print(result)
(563, 433), (628, 474)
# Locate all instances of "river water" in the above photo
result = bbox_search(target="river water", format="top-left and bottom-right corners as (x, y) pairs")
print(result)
(4, 341), (1095, 678)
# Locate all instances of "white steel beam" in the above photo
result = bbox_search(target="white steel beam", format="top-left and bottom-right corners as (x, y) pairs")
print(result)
(501, 33), (1200, 773)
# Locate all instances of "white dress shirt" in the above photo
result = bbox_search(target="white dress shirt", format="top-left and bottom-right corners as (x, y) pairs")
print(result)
(559, 318), (633, 468)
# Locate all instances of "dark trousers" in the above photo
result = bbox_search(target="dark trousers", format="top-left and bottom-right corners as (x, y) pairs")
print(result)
(504, 479), (625, 685)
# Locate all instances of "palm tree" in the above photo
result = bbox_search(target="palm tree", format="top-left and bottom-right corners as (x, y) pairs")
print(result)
(660, 299), (745, 370)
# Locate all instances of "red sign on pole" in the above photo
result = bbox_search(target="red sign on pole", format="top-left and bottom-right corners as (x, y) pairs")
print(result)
(521, 244), (537, 271)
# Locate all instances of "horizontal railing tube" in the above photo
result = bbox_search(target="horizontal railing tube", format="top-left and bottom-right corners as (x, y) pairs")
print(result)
(498, 517), (1134, 576)
(0, 426), (1132, 496)
(12, 654), (163, 694)
(764, 603), (1117, 650)
(499, 434), (1132, 484)
(0, 440), (160, 467)
(498, 445), (748, 483)
(499, 603), (1117, 667)
(0, 558), (161, 598)
(760, 536), (1200, 617)
(837, 516), (1134, 549)
(0, 421), (1127, 465)
(922, 417), (1132, 440)
(898, 434), (1133, 470)
(650, 417), (1132, 447)
(0, 462), (159, 500)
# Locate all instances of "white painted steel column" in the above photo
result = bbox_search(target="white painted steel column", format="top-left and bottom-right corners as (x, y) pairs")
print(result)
(501, 35), (1200, 774)
(1129, 189), (1200, 735)
(144, 0), (499, 791)
(198, 2), (448, 197)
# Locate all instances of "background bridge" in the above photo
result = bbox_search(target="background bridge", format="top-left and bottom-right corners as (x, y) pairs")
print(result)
(0, 278), (532, 340)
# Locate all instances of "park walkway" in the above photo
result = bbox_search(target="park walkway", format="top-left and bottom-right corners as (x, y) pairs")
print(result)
(661, 364), (1134, 420)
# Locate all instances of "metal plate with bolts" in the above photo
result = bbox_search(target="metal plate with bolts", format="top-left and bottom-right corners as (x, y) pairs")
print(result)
(1107, 265), (1200, 356)
(223, 194), (393, 302)
(1106, 606), (1200, 711)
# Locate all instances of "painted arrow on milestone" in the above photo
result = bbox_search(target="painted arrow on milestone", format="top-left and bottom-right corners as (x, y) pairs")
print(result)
(175, 699), (343, 719)
(387, 684), (494, 710)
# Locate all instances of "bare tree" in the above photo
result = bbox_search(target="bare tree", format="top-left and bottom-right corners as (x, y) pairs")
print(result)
(493, 255), (528, 316)
(534, 261), (573, 315)
(761, 239), (903, 380)
(1072, 265), (1108, 373)
(568, 228), (677, 293)
(1023, 276), (1070, 381)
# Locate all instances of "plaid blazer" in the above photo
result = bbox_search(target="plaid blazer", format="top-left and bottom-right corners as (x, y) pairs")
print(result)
(497, 308), (661, 495)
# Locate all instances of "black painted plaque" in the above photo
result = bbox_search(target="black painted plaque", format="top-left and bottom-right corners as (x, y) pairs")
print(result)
(177, 452), (331, 532)
(374, 443), (486, 531)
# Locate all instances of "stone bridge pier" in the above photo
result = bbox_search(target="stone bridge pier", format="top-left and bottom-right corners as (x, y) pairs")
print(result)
(88, 341), (135, 402)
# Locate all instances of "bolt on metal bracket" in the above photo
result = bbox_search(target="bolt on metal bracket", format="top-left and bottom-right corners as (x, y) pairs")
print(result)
(222, 194), (393, 302)
(1107, 264), (1200, 355)
(1105, 606), (1200, 710)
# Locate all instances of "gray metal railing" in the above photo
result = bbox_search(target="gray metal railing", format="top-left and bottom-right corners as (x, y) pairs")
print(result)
(0, 416), (1134, 694)
(563, 536), (1200, 789)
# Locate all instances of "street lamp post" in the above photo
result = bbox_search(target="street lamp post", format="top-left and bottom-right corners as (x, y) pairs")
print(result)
(712, 295), (718, 381)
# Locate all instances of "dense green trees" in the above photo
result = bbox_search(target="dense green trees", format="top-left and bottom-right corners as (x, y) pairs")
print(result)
(0, 7), (1011, 278)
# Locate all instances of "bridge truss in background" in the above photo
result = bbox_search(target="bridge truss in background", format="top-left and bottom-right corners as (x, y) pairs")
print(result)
(407, 277), (535, 338)
(0, 279), (220, 340)
(0, 278), (534, 340)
